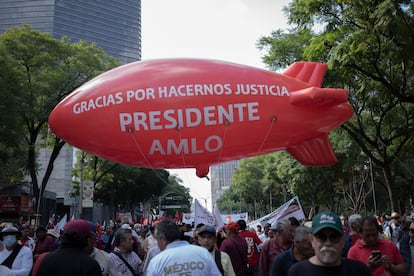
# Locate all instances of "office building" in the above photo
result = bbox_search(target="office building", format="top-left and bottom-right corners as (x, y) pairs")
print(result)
(0, 0), (141, 64)
(0, 0), (141, 223)
(210, 160), (240, 208)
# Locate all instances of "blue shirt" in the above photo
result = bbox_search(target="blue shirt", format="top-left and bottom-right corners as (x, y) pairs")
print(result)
(270, 247), (297, 276)
(145, 240), (221, 276)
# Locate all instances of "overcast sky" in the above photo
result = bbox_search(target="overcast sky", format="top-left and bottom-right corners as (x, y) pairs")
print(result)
(141, 0), (292, 210)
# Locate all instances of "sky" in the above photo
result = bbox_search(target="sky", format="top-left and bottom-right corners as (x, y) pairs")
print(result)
(141, 0), (292, 210)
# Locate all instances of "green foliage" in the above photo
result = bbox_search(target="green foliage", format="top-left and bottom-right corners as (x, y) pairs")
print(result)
(0, 25), (119, 200)
(255, 0), (414, 212)
(71, 151), (192, 214)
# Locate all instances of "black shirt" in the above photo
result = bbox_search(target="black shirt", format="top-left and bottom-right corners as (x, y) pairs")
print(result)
(288, 258), (371, 276)
(37, 247), (102, 276)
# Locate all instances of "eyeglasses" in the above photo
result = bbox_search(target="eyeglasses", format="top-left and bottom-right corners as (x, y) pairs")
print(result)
(314, 232), (342, 243)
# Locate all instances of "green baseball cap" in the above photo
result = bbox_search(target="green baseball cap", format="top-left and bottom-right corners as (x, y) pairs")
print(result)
(311, 211), (343, 235)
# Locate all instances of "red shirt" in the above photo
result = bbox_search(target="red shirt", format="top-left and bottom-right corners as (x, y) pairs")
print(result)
(238, 230), (262, 266)
(347, 238), (403, 276)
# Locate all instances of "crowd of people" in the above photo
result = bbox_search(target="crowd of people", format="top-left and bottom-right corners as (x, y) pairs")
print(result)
(0, 210), (414, 275)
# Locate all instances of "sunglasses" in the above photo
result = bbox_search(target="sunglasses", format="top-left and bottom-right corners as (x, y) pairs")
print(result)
(314, 232), (343, 243)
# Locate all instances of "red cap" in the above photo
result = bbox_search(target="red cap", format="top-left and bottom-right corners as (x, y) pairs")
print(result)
(224, 221), (240, 233)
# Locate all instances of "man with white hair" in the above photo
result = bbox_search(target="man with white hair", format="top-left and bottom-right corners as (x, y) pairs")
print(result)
(288, 211), (370, 276)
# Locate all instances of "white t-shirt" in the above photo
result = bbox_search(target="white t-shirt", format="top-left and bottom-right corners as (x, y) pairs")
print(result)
(146, 241), (221, 276)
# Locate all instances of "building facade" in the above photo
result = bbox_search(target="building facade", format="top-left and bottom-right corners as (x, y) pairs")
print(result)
(0, 0), (141, 64)
(0, 0), (141, 224)
(210, 160), (240, 208)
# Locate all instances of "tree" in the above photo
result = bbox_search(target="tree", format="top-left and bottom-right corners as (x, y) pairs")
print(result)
(257, 0), (414, 211)
(0, 25), (118, 205)
(0, 43), (26, 183)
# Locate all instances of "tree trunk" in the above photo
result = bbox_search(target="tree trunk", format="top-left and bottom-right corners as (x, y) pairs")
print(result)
(382, 166), (395, 211)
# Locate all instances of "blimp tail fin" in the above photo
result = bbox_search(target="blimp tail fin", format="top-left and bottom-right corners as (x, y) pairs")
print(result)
(283, 62), (327, 87)
(290, 87), (349, 108)
(287, 134), (338, 166)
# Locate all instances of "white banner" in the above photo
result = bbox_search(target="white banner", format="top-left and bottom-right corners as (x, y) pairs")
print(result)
(194, 199), (215, 226)
(214, 202), (225, 229)
(249, 196), (305, 227)
(82, 181), (94, 208)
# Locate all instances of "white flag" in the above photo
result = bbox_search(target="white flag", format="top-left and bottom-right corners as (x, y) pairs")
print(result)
(194, 199), (215, 226)
(53, 213), (67, 234)
(213, 202), (225, 229)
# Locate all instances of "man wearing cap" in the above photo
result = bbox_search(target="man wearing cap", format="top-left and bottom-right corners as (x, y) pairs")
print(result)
(259, 218), (293, 276)
(146, 219), (221, 276)
(33, 226), (56, 261)
(36, 219), (102, 276)
(197, 225), (235, 276)
(0, 225), (33, 276)
(288, 211), (370, 276)
(348, 215), (406, 276)
(220, 221), (248, 276)
(237, 219), (262, 276)
(385, 212), (402, 243)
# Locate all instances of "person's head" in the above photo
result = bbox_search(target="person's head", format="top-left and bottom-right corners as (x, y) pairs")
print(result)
(310, 211), (345, 266)
(360, 216), (379, 247)
(256, 224), (262, 233)
(197, 225), (216, 251)
(288, 217), (301, 229)
(271, 218), (294, 245)
(340, 214), (348, 226)
(104, 225), (112, 234)
(154, 219), (181, 251)
(408, 222), (414, 242)
(0, 225), (20, 249)
(61, 219), (93, 249)
(391, 212), (401, 226)
(20, 225), (30, 239)
(237, 220), (247, 231)
(223, 221), (240, 237)
(348, 214), (362, 233)
(113, 228), (134, 253)
(264, 223), (271, 235)
(193, 223), (205, 245)
(85, 221), (98, 254)
(293, 226), (314, 260)
(35, 226), (48, 241)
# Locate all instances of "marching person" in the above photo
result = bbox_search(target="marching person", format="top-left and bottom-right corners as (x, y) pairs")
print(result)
(85, 222), (122, 276)
(220, 221), (248, 276)
(0, 225), (33, 276)
(108, 228), (143, 276)
(270, 225), (314, 276)
(36, 219), (102, 276)
(146, 219), (221, 276)
(197, 224), (235, 276)
(288, 211), (370, 276)
(348, 215), (406, 276)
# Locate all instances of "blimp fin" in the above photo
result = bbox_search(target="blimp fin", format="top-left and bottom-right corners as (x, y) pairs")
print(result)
(290, 87), (349, 108)
(286, 134), (337, 166)
(283, 62), (327, 87)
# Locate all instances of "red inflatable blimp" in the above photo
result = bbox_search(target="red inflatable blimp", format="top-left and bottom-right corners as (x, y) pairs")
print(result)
(48, 58), (353, 177)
